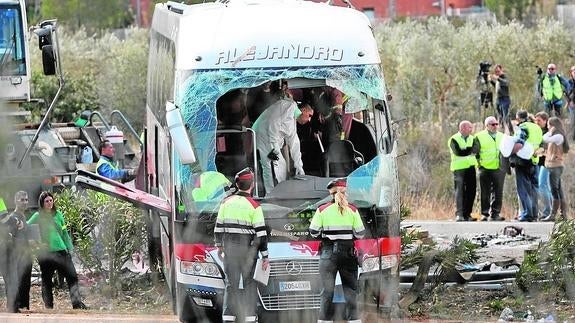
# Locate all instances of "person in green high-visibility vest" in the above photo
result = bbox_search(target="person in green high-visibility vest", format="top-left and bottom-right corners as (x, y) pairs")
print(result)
(474, 116), (505, 221)
(448, 120), (479, 222)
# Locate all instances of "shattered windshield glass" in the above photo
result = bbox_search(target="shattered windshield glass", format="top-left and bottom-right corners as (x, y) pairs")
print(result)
(173, 64), (396, 213)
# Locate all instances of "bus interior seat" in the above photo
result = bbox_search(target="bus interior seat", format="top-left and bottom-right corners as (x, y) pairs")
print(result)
(323, 140), (364, 177)
(348, 119), (377, 163)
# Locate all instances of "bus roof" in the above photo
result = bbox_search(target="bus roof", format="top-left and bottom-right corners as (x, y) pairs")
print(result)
(153, 0), (381, 70)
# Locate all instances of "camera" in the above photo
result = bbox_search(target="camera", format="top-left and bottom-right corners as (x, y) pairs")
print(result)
(535, 66), (543, 76)
(479, 61), (492, 75)
(477, 61), (493, 108)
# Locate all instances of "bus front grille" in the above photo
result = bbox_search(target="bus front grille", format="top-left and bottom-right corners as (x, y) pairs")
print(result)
(259, 292), (321, 310)
(269, 258), (319, 277)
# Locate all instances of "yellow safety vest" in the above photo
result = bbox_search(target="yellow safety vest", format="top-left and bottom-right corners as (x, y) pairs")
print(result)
(475, 130), (503, 170)
(541, 75), (564, 101)
(519, 122), (543, 165)
(309, 202), (365, 241)
(448, 133), (477, 171)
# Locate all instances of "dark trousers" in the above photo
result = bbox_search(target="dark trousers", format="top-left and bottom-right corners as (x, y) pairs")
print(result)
(38, 250), (82, 308)
(318, 242), (359, 322)
(0, 241), (19, 312)
(548, 166), (564, 200)
(479, 168), (504, 218)
(14, 250), (32, 310)
(496, 96), (511, 126)
(222, 240), (258, 323)
(453, 168), (476, 219)
(516, 164), (539, 221)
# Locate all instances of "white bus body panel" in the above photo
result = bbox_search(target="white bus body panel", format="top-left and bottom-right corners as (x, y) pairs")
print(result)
(153, 0), (380, 70)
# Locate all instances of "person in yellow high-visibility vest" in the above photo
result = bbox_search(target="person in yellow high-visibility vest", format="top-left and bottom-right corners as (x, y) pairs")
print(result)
(512, 110), (543, 222)
(539, 63), (569, 117)
(214, 168), (269, 323)
(474, 116), (505, 221)
(309, 178), (365, 323)
(448, 120), (478, 222)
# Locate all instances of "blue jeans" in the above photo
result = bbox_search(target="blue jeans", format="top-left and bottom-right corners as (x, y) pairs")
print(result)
(544, 99), (564, 117)
(496, 96), (511, 125)
(516, 164), (538, 221)
(537, 166), (552, 218)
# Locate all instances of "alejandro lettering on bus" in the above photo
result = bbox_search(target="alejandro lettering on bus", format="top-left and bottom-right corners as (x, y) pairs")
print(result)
(215, 44), (344, 65)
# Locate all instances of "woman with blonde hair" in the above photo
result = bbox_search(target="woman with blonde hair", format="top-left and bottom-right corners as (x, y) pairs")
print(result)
(541, 117), (570, 221)
(309, 178), (365, 323)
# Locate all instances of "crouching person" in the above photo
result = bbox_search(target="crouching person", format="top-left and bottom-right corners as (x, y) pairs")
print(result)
(27, 192), (88, 309)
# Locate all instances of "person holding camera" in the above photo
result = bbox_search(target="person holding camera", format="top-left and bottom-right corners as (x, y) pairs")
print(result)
(538, 63), (569, 117)
(489, 64), (511, 127)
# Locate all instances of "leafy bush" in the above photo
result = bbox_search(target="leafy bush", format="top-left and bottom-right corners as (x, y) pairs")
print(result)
(55, 188), (147, 296)
(516, 220), (575, 299)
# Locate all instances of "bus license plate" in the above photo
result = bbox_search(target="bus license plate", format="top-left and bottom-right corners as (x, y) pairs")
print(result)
(279, 281), (311, 292)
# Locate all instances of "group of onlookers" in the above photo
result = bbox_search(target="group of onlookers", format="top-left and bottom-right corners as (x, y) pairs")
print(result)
(449, 110), (570, 222)
(449, 62), (573, 222)
(0, 191), (87, 313)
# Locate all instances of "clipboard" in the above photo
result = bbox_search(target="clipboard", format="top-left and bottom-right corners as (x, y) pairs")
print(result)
(253, 259), (270, 285)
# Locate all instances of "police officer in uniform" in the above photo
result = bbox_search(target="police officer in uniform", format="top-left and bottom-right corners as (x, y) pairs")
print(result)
(214, 168), (269, 323)
(309, 178), (365, 323)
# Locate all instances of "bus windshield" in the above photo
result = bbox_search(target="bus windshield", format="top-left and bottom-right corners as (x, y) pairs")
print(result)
(173, 64), (398, 222)
(0, 4), (26, 76)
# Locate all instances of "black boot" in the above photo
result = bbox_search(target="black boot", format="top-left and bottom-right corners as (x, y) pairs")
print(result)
(41, 284), (54, 309)
(70, 283), (88, 309)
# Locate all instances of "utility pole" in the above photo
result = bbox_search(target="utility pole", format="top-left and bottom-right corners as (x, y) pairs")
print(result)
(388, 0), (396, 19)
(136, 0), (141, 28)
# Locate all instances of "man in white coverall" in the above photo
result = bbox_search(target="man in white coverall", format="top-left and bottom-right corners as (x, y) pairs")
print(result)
(253, 99), (314, 195)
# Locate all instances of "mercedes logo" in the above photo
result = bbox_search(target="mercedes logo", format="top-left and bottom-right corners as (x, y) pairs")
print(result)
(286, 261), (303, 275)
(284, 223), (295, 231)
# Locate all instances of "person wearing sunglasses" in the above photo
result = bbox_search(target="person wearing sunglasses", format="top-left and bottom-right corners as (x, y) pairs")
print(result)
(474, 116), (505, 221)
(538, 63), (569, 117)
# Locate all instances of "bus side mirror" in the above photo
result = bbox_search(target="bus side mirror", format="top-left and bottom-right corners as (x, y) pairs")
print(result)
(33, 24), (56, 75)
(41, 45), (56, 75)
(166, 102), (196, 164)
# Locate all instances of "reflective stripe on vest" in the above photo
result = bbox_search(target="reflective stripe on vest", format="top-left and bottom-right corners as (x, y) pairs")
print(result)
(541, 75), (564, 101)
(476, 130), (502, 170)
(448, 134), (477, 171)
(96, 157), (119, 172)
(519, 122), (543, 165)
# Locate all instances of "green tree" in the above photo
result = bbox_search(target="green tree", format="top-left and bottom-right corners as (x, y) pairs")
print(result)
(40, 0), (133, 31)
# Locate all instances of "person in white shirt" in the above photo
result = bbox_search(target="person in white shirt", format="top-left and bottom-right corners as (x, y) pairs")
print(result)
(252, 99), (314, 195)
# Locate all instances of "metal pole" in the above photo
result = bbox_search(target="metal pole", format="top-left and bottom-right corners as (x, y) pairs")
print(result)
(136, 0), (141, 27)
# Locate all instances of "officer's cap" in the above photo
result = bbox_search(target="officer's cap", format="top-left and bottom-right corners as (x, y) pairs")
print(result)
(234, 167), (254, 183)
(326, 178), (347, 190)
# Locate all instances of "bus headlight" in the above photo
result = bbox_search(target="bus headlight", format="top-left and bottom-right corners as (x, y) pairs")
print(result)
(361, 255), (399, 272)
(180, 261), (222, 278)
